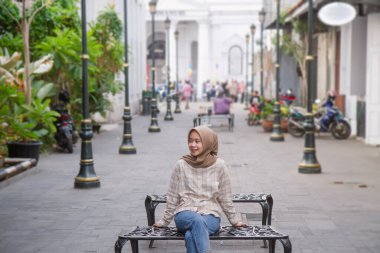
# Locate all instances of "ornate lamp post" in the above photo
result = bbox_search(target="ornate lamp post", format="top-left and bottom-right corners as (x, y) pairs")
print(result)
(250, 24), (256, 95)
(119, 0), (136, 154)
(298, 0), (321, 173)
(174, 30), (181, 113)
(244, 33), (250, 110)
(270, 0), (284, 142)
(259, 8), (266, 97)
(164, 17), (173, 121)
(148, 0), (160, 132)
(74, 0), (100, 188)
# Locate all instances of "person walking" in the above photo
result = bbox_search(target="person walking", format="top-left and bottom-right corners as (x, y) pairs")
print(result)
(153, 126), (246, 253)
(182, 80), (193, 109)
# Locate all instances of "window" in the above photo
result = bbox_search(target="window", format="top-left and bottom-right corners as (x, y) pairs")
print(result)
(147, 40), (165, 60)
(229, 46), (243, 75)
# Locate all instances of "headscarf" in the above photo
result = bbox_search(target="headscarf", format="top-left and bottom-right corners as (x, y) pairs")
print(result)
(182, 126), (218, 168)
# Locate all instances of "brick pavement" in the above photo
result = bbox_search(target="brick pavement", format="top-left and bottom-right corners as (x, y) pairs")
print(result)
(0, 101), (379, 253)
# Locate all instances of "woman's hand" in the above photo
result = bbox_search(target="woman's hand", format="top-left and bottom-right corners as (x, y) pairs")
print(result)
(152, 223), (162, 228)
(234, 221), (247, 227)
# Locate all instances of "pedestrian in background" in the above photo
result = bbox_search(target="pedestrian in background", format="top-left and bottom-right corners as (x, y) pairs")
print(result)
(182, 80), (193, 109)
(153, 126), (246, 253)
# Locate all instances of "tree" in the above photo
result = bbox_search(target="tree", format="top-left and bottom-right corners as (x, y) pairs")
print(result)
(1, 0), (52, 105)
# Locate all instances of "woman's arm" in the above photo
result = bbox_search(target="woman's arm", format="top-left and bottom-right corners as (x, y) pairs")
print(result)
(216, 164), (243, 226)
(154, 163), (181, 227)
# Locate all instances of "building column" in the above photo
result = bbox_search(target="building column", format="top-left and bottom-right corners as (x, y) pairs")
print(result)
(197, 20), (210, 99)
(366, 13), (380, 145)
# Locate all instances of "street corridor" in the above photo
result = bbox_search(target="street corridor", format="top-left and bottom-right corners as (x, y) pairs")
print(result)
(0, 101), (379, 253)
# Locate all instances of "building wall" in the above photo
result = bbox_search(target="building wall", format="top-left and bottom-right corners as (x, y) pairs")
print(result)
(366, 13), (380, 145)
(87, 0), (146, 121)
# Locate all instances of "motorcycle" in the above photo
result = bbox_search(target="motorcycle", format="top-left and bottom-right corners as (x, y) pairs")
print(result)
(288, 99), (351, 140)
(52, 91), (78, 153)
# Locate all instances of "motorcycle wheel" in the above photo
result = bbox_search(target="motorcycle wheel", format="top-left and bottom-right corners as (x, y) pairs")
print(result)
(66, 137), (73, 153)
(331, 120), (351, 140)
(288, 121), (305, 137)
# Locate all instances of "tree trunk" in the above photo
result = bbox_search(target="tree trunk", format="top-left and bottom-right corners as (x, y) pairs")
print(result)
(22, 19), (31, 105)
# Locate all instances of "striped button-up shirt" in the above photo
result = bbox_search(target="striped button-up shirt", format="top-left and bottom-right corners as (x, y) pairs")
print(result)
(157, 158), (240, 226)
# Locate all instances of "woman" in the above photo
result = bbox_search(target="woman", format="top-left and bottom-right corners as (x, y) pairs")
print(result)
(153, 126), (245, 253)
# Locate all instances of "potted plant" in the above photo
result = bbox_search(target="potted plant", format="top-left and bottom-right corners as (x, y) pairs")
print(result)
(260, 99), (289, 132)
(0, 49), (58, 162)
(0, 84), (59, 162)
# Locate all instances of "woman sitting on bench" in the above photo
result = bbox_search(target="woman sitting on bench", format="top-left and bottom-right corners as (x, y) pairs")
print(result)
(153, 126), (245, 253)
(213, 91), (233, 115)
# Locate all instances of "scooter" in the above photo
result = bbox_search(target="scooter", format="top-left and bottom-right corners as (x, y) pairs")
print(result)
(288, 99), (351, 139)
(52, 91), (78, 153)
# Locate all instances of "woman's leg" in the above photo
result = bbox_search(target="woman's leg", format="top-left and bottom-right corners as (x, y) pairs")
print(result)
(175, 211), (220, 253)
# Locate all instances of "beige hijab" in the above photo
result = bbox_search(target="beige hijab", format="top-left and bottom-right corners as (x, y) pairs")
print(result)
(182, 126), (218, 168)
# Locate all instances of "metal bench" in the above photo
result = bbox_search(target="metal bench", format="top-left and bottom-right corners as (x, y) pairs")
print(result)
(114, 225), (292, 253)
(144, 193), (273, 248)
(193, 113), (234, 131)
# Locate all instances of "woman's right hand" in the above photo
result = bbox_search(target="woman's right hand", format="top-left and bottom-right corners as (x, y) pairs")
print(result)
(152, 223), (162, 228)
(234, 221), (247, 227)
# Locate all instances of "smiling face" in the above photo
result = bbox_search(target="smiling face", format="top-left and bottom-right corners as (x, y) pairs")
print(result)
(188, 130), (204, 157)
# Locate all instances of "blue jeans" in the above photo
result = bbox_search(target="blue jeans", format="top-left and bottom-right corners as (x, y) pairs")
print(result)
(174, 210), (220, 253)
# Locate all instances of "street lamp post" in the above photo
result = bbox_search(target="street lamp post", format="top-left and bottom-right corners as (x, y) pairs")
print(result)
(259, 8), (266, 97)
(119, 0), (136, 154)
(270, 0), (285, 142)
(244, 34), (250, 110)
(174, 30), (181, 113)
(74, 0), (100, 188)
(164, 17), (173, 121)
(250, 24), (256, 95)
(298, 0), (321, 173)
(148, 0), (160, 132)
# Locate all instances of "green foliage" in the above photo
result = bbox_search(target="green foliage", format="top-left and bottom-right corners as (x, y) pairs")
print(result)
(0, 83), (59, 146)
(0, 0), (20, 35)
(30, 0), (80, 59)
(0, 0), (23, 54)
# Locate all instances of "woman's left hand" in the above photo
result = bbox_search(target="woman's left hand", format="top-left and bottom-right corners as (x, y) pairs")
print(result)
(234, 221), (247, 227)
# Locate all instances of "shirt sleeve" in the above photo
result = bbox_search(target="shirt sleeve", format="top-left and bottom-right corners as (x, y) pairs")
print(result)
(156, 161), (181, 226)
(216, 162), (240, 225)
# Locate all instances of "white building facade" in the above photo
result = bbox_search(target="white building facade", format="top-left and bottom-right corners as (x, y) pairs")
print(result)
(146, 0), (263, 99)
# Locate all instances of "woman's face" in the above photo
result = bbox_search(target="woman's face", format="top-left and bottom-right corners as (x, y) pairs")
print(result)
(188, 130), (204, 157)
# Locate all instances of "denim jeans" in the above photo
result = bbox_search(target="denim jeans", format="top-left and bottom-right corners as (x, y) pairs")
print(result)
(174, 210), (220, 253)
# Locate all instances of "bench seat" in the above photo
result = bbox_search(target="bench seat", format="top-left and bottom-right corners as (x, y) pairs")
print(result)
(115, 225), (292, 253)
(193, 114), (234, 131)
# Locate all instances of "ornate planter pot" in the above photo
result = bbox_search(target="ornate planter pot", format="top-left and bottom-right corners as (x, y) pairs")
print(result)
(6, 141), (42, 164)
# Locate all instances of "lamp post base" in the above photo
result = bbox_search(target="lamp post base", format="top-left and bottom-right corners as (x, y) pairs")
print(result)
(270, 133), (285, 141)
(148, 125), (161, 132)
(74, 177), (100, 189)
(119, 145), (137, 154)
(298, 164), (321, 174)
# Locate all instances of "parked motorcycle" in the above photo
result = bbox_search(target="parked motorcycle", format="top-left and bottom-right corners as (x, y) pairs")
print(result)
(52, 91), (78, 153)
(288, 99), (351, 139)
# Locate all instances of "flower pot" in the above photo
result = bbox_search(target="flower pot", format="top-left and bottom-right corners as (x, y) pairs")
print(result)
(262, 119), (273, 132)
(7, 141), (42, 164)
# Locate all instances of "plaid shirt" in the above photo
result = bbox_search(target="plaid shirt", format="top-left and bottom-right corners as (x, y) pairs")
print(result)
(157, 158), (240, 226)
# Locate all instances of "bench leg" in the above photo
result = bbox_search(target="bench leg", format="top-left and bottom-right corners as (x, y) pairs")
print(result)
(280, 238), (292, 253)
(144, 196), (158, 226)
(259, 202), (269, 248)
(269, 239), (276, 253)
(114, 237), (128, 253)
(267, 194), (273, 225)
(228, 118), (232, 131)
(130, 240), (139, 253)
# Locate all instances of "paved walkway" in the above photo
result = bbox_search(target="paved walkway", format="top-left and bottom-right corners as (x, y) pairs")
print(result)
(0, 100), (379, 253)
